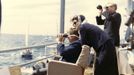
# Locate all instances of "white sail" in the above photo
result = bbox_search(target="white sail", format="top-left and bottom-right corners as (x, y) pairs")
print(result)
(25, 24), (29, 47)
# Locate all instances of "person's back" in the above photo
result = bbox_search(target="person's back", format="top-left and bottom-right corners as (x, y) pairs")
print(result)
(80, 23), (118, 75)
(80, 23), (110, 50)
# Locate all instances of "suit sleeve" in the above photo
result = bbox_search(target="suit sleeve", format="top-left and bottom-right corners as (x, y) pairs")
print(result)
(80, 25), (88, 45)
(57, 43), (80, 56)
(107, 13), (121, 27)
(96, 16), (105, 25)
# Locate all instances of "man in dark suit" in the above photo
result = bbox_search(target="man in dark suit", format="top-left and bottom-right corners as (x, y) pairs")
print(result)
(57, 28), (82, 63)
(96, 3), (121, 47)
(71, 15), (119, 75)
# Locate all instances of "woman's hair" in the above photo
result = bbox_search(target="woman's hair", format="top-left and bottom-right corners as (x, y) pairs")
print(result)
(71, 15), (85, 23)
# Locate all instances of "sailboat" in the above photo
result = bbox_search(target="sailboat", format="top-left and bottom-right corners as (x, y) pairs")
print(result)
(21, 23), (33, 60)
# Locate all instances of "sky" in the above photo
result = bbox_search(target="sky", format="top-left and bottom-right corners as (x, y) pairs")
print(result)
(1, 0), (127, 36)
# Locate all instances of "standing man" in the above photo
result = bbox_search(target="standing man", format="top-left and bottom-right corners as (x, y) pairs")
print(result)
(71, 15), (119, 75)
(96, 3), (121, 47)
(57, 28), (82, 63)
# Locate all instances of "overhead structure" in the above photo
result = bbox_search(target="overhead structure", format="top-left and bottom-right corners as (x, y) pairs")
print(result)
(0, 0), (1, 31)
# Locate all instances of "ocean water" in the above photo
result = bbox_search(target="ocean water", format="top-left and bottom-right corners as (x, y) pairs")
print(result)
(0, 34), (57, 67)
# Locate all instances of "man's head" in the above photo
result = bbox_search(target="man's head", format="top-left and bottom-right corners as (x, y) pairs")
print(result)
(71, 15), (85, 30)
(106, 3), (117, 13)
(67, 28), (79, 43)
(97, 5), (103, 11)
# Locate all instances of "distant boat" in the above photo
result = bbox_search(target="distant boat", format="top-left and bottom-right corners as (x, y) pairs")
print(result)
(21, 23), (33, 60)
(21, 49), (32, 60)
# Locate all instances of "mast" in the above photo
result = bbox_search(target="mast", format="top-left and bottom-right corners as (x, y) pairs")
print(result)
(25, 16), (30, 48)
(60, 0), (65, 33)
(25, 24), (29, 47)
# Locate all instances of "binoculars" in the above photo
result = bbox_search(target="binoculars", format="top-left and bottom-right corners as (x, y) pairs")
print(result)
(63, 34), (68, 38)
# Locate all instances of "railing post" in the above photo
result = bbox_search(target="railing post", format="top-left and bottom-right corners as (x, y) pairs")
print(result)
(60, 0), (65, 33)
(44, 46), (47, 56)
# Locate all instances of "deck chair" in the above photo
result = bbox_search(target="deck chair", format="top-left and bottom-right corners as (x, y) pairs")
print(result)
(0, 66), (21, 75)
(47, 45), (90, 75)
(9, 66), (21, 75)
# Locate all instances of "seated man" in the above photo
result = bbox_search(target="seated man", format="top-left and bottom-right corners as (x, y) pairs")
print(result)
(57, 28), (82, 63)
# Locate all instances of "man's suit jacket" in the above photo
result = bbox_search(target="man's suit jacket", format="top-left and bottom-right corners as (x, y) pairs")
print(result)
(96, 12), (121, 46)
(80, 23), (119, 75)
(57, 40), (82, 63)
(80, 23), (110, 51)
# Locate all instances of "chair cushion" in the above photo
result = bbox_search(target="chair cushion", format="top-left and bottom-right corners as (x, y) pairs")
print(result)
(48, 60), (84, 75)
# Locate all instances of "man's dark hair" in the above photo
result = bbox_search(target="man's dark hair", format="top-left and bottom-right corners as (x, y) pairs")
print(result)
(79, 15), (85, 22)
(97, 5), (102, 9)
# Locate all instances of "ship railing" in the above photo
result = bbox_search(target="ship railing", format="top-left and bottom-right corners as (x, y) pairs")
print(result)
(0, 42), (57, 53)
(0, 42), (58, 68)
(18, 54), (56, 67)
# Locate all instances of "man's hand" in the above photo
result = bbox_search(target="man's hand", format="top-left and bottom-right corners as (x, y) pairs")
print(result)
(82, 45), (90, 50)
(56, 34), (65, 44)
